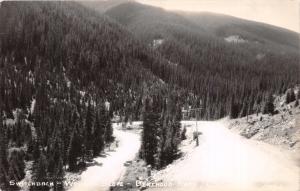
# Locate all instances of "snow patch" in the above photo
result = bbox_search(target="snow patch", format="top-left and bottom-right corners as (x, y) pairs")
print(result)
(67, 81), (71, 88)
(104, 101), (110, 111)
(28, 71), (34, 84)
(30, 99), (36, 114)
(224, 35), (247, 43)
(26, 120), (37, 140)
(159, 78), (165, 84)
(18, 161), (33, 191)
(256, 53), (265, 60)
(79, 91), (86, 97)
(4, 118), (15, 126)
(152, 39), (164, 48)
(167, 60), (178, 67)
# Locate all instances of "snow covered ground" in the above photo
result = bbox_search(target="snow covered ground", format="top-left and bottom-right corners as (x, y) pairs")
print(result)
(68, 124), (141, 191)
(150, 121), (299, 191)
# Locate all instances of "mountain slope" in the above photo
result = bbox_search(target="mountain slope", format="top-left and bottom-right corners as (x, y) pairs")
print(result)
(106, 2), (208, 43)
(0, 1), (181, 117)
(105, 2), (299, 120)
(0, 1), (182, 190)
(229, 88), (300, 149)
(180, 12), (299, 53)
(106, 2), (299, 53)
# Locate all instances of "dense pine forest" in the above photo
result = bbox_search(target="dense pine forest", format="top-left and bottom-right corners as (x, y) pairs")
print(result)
(104, 2), (300, 119)
(0, 1), (182, 190)
(0, 1), (299, 191)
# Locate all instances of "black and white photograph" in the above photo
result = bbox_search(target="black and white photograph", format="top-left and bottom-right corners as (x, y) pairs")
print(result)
(0, 0), (299, 191)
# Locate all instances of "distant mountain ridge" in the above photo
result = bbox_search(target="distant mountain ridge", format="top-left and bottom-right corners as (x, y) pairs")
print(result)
(80, 0), (133, 13)
(181, 11), (299, 51)
(103, 1), (299, 119)
(105, 2), (299, 52)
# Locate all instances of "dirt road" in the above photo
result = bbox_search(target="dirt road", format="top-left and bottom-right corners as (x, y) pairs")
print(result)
(151, 121), (299, 191)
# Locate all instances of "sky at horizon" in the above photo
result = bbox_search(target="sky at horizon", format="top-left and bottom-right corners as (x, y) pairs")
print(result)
(137, 0), (300, 32)
(0, 0), (298, 32)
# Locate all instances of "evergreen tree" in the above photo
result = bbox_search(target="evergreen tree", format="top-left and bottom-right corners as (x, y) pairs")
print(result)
(103, 105), (114, 144)
(0, 118), (9, 190)
(30, 153), (49, 191)
(262, 94), (274, 115)
(295, 99), (299, 107)
(290, 88), (296, 102)
(85, 101), (93, 155)
(92, 111), (104, 157)
(285, 89), (295, 104)
(141, 94), (182, 169)
(171, 103), (182, 157)
(67, 130), (81, 172)
(286, 90), (291, 104)
(53, 157), (64, 191)
(159, 96), (182, 168)
(181, 126), (187, 140)
(32, 141), (41, 162)
(7, 151), (26, 190)
(239, 101), (248, 118)
(141, 98), (160, 167)
(230, 96), (239, 119)
(7, 164), (20, 191)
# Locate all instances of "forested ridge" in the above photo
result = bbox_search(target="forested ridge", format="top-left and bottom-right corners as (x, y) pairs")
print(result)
(0, 1), (299, 190)
(106, 2), (300, 119)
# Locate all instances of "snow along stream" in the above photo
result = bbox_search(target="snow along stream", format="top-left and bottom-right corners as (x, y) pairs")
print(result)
(68, 124), (140, 191)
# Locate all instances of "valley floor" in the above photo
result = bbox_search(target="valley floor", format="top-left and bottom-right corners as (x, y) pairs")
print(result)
(68, 124), (141, 191)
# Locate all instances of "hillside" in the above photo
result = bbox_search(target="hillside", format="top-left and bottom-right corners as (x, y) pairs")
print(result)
(106, 2), (203, 41)
(0, 1), (183, 190)
(106, 2), (299, 53)
(0, 1), (189, 121)
(228, 88), (300, 151)
(180, 12), (299, 53)
(105, 2), (300, 120)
